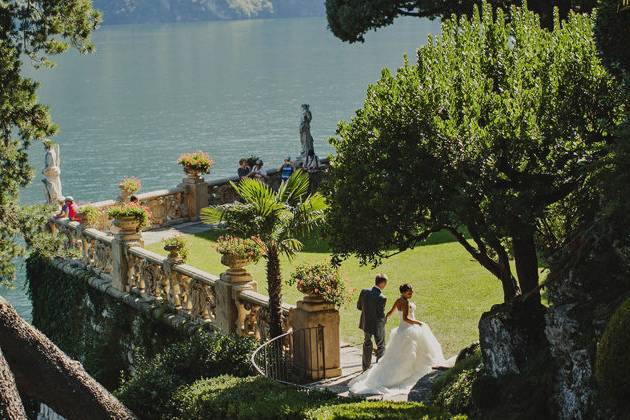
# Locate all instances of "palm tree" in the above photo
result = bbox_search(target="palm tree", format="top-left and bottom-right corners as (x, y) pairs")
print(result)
(201, 170), (328, 338)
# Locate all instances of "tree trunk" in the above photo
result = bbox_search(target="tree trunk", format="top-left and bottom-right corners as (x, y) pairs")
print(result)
(0, 347), (27, 420)
(512, 229), (541, 302)
(266, 246), (284, 338)
(0, 296), (136, 420)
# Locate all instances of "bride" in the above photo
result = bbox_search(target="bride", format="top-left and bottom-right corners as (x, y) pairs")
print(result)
(349, 284), (446, 396)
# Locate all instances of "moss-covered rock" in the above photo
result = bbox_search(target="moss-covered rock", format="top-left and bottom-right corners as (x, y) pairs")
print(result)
(596, 297), (630, 407)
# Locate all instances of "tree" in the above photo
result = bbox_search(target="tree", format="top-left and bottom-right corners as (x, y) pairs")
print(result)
(325, 0), (597, 43)
(325, 3), (625, 303)
(0, 0), (101, 284)
(201, 170), (328, 338)
(0, 297), (135, 419)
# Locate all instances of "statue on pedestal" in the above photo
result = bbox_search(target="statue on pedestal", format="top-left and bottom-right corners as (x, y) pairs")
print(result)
(299, 104), (315, 159)
(42, 140), (63, 205)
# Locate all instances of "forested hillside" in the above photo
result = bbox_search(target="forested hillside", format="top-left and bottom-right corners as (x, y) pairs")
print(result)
(93, 0), (325, 24)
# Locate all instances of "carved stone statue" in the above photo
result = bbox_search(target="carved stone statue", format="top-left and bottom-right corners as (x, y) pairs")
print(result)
(42, 140), (63, 205)
(299, 104), (315, 159)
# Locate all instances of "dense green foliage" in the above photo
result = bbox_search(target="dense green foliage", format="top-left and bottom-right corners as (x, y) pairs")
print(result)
(305, 401), (464, 419)
(432, 349), (483, 416)
(325, 0), (596, 43)
(93, 0), (324, 24)
(595, 0), (630, 74)
(325, 3), (624, 303)
(0, 0), (100, 283)
(170, 375), (338, 419)
(115, 332), (256, 420)
(202, 170), (328, 337)
(595, 297), (630, 407)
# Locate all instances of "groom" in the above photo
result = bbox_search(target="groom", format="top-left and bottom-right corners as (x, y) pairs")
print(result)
(357, 274), (388, 371)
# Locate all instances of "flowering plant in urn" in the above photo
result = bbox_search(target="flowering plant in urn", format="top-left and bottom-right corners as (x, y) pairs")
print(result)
(177, 151), (214, 176)
(287, 262), (348, 308)
(216, 235), (261, 267)
(119, 176), (141, 194)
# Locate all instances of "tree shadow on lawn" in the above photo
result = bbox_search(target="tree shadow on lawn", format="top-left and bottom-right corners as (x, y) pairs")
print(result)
(192, 228), (465, 254)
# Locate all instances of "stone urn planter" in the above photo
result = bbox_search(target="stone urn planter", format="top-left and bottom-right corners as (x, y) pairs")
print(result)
(164, 244), (184, 263)
(113, 215), (140, 233)
(220, 253), (251, 271)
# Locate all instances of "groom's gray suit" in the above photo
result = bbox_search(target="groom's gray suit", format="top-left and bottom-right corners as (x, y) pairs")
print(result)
(357, 286), (387, 371)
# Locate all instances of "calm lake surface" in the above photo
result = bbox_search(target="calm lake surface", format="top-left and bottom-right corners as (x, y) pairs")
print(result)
(4, 16), (440, 320)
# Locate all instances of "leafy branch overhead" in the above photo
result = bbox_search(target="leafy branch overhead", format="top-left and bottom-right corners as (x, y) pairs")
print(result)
(0, 0), (101, 283)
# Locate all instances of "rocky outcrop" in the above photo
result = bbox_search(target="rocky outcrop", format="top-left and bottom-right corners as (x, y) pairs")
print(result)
(93, 0), (325, 25)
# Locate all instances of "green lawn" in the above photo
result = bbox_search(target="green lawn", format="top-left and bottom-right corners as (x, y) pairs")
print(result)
(146, 230), (503, 356)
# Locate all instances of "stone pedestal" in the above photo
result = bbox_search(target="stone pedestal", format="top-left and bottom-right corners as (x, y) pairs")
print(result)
(291, 296), (342, 380)
(111, 217), (142, 291)
(215, 257), (256, 334)
(182, 176), (209, 221)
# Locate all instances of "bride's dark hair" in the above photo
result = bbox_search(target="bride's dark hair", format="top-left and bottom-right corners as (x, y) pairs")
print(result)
(399, 284), (413, 294)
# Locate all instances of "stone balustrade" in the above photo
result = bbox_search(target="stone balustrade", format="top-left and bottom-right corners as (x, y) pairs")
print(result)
(47, 160), (340, 380)
(236, 289), (295, 341)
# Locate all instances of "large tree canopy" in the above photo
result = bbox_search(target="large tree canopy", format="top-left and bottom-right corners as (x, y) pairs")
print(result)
(0, 1), (100, 284)
(325, 0), (597, 42)
(325, 3), (625, 302)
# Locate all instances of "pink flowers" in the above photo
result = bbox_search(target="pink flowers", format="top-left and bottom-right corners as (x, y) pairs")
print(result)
(287, 262), (349, 308)
(216, 235), (262, 262)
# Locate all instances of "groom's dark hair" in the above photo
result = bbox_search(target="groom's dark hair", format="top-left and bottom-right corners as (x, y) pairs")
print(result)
(375, 274), (388, 286)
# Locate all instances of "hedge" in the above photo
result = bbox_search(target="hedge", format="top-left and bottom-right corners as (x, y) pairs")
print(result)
(595, 297), (630, 407)
(305, 401), (466, 419)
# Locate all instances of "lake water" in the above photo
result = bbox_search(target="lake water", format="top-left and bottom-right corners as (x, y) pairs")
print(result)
(3, 16), (441, 320)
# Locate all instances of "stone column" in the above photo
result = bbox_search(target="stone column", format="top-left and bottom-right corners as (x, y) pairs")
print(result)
(111, 217), (143, 291)
(290, 296), (342, 380)
(182, 175), (209, 221)
(214, 255), (257, 335)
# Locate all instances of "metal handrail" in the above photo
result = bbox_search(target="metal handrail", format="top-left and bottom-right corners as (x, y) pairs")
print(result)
(251, 328), (295, 385)
(251, 325), (326, 386)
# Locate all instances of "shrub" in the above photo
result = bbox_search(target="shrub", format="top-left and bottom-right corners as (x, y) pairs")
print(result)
(178, 151), (214, 174)
(305, 401), (465, 419)
(432, 347), (482, 416)
(595, 297), (630, 407)
(107, 203), (151, 230)
(77, 204), (101, 227)
(287, 261), (348, 307)
(162, 235), (189, 262)
(119, 176), (141, 194)
(114, 330), (256, 420)
(215, 235), (261, 262)
(170, 375), (338, 420)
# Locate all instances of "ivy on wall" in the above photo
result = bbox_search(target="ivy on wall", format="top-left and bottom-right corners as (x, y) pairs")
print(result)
(26, 254), (187, 390)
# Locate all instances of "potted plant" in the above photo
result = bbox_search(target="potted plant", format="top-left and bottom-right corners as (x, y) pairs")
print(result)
(118, 176), (141, 202)
(216, 235), (261, 269)
(177, 151), (214, 178)
(162, 235), (189, 263)
(287, 262), (348, 308)
(77, 205), (101, 228)
(107, 202), (151, 232)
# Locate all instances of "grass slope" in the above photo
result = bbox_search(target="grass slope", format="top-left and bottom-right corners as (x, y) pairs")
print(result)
(146, 230), (502, 356)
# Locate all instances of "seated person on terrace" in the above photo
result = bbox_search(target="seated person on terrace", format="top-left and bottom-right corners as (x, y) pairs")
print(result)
(248, 160), (268, 183)
(237, 158), (250, 179)
(54, 196), (80, 221)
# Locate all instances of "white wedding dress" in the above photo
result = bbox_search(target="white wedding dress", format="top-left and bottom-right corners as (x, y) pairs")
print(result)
(349, 301), (446, 396)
